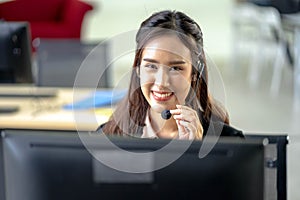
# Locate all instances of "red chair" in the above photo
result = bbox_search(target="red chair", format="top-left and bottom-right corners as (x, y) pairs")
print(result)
(0, 0), (93, 40)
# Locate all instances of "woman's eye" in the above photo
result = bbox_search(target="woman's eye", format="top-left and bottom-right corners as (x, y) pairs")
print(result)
(170, 66), (182, 71)
(144, 63), (158, 69)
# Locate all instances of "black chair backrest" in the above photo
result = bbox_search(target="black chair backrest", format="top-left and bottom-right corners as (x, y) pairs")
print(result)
(247, 0), (300, 13)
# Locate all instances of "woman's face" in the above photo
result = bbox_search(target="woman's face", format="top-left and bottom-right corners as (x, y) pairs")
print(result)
(139, 34), (193, 112)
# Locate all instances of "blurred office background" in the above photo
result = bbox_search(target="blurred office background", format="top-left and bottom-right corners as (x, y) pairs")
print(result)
(79, 0), (300, 199)
(1, 0), (300, 199)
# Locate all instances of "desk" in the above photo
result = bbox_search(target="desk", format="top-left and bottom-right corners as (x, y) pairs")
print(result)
(0, 85), (112, 131)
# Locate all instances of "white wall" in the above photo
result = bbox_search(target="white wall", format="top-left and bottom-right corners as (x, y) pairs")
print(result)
(82, 0), (234, 65)
(81, 0), (235, 86)
(0, 0), (234, 66)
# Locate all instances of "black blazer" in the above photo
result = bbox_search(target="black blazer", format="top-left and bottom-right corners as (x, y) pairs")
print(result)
(203, 121), (244, 138)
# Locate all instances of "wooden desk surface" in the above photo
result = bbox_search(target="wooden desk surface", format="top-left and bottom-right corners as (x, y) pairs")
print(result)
(0, 85), (112, 131)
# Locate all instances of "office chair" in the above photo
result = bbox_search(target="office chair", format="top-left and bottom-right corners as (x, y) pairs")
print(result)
(231, 2), (291, 96)
(0, 0), (94, 41)
(35, 39), (111, 88)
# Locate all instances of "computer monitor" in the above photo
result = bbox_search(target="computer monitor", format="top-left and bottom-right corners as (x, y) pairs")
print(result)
(36, 39), (111, 88)
(1, 129), (265, 200)
(0, 21), (33, 83)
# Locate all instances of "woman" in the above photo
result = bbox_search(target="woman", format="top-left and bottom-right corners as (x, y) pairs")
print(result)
(99, 10), (243, 139)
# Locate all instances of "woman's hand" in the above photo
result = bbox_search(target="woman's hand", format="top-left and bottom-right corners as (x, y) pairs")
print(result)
(170, 105), (203, 140)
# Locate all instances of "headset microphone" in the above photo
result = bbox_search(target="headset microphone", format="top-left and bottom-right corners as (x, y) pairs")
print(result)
(161, 110), (172, 120)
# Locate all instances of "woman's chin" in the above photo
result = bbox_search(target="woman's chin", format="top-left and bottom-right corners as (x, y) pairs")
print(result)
(151, 104), (166, 113)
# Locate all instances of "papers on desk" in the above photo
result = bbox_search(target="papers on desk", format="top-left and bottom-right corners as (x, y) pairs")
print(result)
(63, 90), (126, 110)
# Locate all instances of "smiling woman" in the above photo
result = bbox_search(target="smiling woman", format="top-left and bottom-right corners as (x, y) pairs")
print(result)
(139, 35), (192, 107)
(98, 10), (243, 140)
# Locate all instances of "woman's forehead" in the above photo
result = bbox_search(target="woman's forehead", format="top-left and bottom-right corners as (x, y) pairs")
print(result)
(142, 34), (192, 62)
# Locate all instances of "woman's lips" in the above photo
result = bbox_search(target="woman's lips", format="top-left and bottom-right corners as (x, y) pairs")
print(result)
(152, 91), (173, 101)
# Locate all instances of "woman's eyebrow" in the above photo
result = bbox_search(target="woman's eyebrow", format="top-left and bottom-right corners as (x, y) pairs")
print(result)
(143, 58), (186, 65)
(142, 58), (159, 63)
(168, 60), (186, 65)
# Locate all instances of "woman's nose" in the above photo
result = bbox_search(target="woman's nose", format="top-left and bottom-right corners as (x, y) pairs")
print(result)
(155, 67), (170, 87)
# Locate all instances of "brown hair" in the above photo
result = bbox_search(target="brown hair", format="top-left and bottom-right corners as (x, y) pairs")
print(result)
(102, 10), (229, 136)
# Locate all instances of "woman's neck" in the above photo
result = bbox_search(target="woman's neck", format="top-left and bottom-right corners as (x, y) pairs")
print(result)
(149, 109), (178, 139)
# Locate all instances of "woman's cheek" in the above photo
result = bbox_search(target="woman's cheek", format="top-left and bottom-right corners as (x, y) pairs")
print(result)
(173, 82), (191, 105)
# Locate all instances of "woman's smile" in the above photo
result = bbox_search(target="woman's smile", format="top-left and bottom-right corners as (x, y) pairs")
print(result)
(151, 91), (174, 101)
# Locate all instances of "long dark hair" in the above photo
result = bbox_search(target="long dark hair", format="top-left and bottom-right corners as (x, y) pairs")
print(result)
(102, 10), (229, 136)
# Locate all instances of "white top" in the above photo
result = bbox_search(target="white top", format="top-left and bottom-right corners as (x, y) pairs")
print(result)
(141, 111), (158, 139)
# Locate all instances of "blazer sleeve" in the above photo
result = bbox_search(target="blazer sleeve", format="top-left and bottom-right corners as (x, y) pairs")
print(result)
(207, 121), (244, 138)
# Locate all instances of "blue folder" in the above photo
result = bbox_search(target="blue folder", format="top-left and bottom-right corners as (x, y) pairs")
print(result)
(63, 90), (127, 110)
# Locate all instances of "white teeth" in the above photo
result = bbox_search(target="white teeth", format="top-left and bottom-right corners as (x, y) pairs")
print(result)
(153, 92), (172, 98)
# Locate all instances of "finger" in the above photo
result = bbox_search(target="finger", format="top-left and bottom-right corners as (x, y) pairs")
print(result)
(176, 104), (194, 112)
(172, 110), (196, 123)
(170, 108), (188, 115)
(179, 120), (204, 140)
(170, 109), (181, 115)
(171, 104), (195, 114)
(177, 120), (195, 140)
(173, 113), (194, 122)
(176, 120), (188, 135)
(170, 105), (190, 115)
(181, 120), (203, 140)
(176, 104), (198, 116)
(179, 120), (196, 134)
(178, 132), (190, 140)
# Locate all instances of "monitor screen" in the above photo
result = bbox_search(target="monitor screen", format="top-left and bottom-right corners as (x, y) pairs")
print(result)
(36, 39), (111, 88)
(0, 21), (33, 83)
(1, 130), (265, 200)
